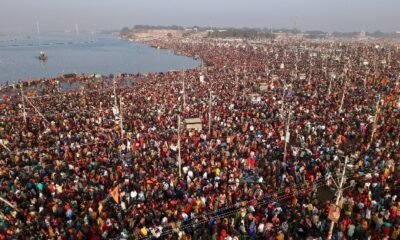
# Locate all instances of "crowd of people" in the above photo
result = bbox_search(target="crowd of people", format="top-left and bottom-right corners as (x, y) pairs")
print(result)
(0, 35), (399, 240)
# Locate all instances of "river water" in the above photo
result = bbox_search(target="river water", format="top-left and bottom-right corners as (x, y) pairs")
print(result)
(0, 32), (199, 84)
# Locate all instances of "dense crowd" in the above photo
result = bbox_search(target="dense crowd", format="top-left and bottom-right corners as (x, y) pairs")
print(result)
(0, 36), (399, 240)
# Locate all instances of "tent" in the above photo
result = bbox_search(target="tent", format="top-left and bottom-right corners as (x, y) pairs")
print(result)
(89, 73), (102, 79)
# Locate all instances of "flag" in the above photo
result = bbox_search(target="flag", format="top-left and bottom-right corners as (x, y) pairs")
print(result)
(98, 203), (103, 213)
(111, 186), (119, 204)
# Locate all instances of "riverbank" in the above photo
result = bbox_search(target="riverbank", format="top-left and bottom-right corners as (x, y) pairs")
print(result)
(0, 32), (199, 86)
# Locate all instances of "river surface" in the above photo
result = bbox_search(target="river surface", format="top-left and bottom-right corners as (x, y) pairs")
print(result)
(0, 32), (199, 84)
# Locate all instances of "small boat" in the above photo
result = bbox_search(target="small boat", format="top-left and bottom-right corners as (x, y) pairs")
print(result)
(38, 51), (48, 61)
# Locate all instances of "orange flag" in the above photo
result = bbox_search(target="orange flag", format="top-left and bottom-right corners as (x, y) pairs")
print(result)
(111, 186), (119, 204)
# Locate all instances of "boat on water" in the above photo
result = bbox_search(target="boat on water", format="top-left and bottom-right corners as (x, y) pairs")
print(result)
(38, 51), (48, 61)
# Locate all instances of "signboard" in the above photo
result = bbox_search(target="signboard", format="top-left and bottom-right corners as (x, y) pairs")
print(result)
(248, 94), (261, 104)
(112, 106), (119, 116)
(199, 75), (205, 83)
(259, 83), (268, 91)
(184, 118), (202, 132)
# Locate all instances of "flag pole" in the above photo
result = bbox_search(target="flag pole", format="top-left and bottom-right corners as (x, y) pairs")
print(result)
(119, 97), (124, 140)
(327, 156), (349, 239)
(367, 95), (381, 150)
(20, 83), (27, 124)
(283, 105), (292, 161)
(177, 114), (182, 178)
(208, 88), (212, 135)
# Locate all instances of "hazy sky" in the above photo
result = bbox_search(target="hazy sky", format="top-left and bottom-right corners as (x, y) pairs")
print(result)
(1, 0), (399, 34)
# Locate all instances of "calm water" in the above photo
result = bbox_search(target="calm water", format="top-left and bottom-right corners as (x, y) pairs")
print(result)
(0, 33), (199, 84)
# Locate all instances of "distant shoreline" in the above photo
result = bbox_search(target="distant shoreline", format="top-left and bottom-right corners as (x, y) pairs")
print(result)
(118, 31), (203, 67)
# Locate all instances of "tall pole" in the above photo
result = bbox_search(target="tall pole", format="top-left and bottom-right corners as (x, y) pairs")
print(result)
(265, 64), (268, 77)
(75, 23), (79, 36)
(0, 197), (20, 213)
(36, 22), (40, 36)
(119, 97), (124, 140)
(20, 84), (27, 124)
(235, 68), (239, 92)
(113, 77), (118, 109)
(243, 73), (246, 101)
(283, 105), (292, 161)
(208, 89), (212, 135)
(364, 76), (367, 89)
(280, 82), (286, 119)
(328, 75), (332, 96)
(367, 95), (381, 150)
(182, 71), (186, 110)
(338, 82), (347, 114)
(0, 139), (11, 153)
(327, 156), (349, 240)
(24, 97), (49, 123)
(177, 115), (182, 178)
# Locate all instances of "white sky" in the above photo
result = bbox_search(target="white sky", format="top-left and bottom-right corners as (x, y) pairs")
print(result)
(1, 0), (399, 34)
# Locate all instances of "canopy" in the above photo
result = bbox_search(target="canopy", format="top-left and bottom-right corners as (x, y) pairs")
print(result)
(89, 73), (102, 79)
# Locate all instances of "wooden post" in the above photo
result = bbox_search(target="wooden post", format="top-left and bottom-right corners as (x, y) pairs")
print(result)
(280, 82), (286, 119)
(338, 81), (347, 114)
(283, 105), (292, 161)
(119, 97), (124, 140)
(182, 71), (186, 109)
(0, 197), (20, 213)
(236, 68), (239, 91)
(367, 95), (381, 150)
(177, 115), (182, 178)
(327, 156), (349, 239)
(339, 91), (345, 114)
(113, 76), (118, 110)
(24, 97), (49, 123)
(20, 84), (27, 124)
(209, 89), (212, 135)
(0, 139), (11, 153)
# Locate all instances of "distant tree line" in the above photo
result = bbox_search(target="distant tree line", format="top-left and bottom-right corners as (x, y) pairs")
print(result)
(133, 25), (185, 31)
(120, 27), (131, 36)
(304, 30), (327, 39)
(120, 25), (400, 39)
(120, 25), (186, 37)
(330, 31), (400, 38)
(208, 28), (276, 40)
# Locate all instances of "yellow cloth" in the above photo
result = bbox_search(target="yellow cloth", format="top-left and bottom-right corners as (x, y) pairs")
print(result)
(276, 232), (285, 240)
(97, 217), (103, 226)
(98, 203), (103, 213)
(307, 203), (313, 212)
(384, 168), (390, 177)
(215, 168), (220, 176)
(141, 227), (148, 236)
